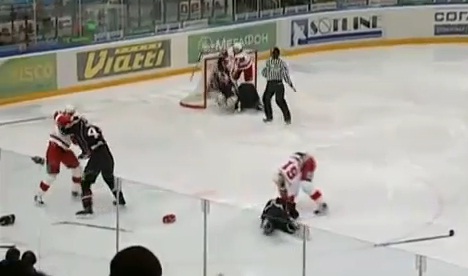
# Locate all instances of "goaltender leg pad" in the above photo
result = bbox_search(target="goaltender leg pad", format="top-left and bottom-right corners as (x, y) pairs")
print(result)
(226, 95), (238, 111)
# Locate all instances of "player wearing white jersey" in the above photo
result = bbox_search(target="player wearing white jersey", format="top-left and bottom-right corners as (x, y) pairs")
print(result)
(274, 152), (328, 215)
(227, 43), (254, 84)
(33, 107), (82, 205)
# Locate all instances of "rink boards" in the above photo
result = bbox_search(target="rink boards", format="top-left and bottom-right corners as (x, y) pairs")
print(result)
(0, 5), (467, 105)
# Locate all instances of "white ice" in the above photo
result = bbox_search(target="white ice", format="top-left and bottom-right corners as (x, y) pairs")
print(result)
(1, 45), (468, 276)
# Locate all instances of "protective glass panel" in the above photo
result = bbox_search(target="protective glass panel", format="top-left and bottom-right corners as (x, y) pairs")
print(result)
(206, 200), (304, 275)
(425, 256), (467, 276)
(118, 178), (204, 274)
(0, 149), (114, 275)
(302, 228), (417, 276)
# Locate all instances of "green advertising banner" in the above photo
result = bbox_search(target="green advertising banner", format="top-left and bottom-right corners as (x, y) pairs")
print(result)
(187, 22), (277, 64)
(0, 54), (57, 99)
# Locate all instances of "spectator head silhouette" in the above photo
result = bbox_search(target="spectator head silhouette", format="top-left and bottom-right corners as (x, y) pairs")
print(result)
(110, 245), (162, 276)
(21, 250), (37, 266)
(5, 247), (20, 262)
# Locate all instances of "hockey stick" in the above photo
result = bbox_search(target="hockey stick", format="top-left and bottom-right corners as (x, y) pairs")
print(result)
(0, 116), (49, 127)
(0, 244), (16, 249)
(53, 221), (131, 233)
(374, 229), (455, 247)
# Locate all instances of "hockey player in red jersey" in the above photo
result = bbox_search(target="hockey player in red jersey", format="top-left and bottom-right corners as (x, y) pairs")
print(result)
(229, 43), (254, 83)
(274, 152), (328, 215)
(33, 109), (82, 205)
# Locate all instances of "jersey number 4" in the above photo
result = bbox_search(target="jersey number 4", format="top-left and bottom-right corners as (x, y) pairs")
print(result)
(282, 161), (298, 180)
(87, 127), (100, 138)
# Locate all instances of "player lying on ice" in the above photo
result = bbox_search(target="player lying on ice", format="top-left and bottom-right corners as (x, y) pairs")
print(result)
(209, 47), (262, 112)
(261, 197), (300, 235)
(275, 152), (328, 216)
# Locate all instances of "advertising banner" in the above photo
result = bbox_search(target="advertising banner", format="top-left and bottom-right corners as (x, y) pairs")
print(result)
(434, 9), (468, 36)
(368, 0), (398, 7)
(434, 0), (468, 3)
(187, 22), (277, 64)
(290, 12), (383, 46)
(76, 40), (171, 81)
(310, 1), (338, 12)
(338, 0), (368, 9)
(311, 1), (338, 12)
(398, 0), (433, 4)
(0, 54), (57, 99)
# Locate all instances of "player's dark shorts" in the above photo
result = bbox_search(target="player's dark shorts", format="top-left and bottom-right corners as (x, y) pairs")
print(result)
(238, 83), (261, 110)
(84, 144), (115, 182)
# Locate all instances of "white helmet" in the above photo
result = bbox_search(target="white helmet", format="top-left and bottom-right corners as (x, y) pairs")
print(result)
(233, 42), (243, 53)
(64, 104), (76, 114)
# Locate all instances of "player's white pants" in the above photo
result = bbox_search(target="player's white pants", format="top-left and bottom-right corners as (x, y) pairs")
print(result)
(287, 180), (315, 198)
(273, 172), (315, 198)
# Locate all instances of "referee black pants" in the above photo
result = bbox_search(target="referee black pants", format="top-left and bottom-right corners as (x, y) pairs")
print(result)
(262, 80), (291, 122)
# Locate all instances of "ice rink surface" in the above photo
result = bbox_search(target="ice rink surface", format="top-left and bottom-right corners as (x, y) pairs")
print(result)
(1, 45), (468, 275)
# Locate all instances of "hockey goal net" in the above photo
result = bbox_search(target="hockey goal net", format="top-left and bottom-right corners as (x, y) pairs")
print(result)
(179, 50), (258, 109)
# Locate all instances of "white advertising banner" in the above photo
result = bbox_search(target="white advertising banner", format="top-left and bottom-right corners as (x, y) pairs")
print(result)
(289, 10), (385, 47)
(285, 7), (435, 49)
(433, 7), (468, 37)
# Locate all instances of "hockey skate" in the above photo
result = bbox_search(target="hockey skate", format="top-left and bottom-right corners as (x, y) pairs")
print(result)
(112, 191), (126, 206)
(313, 203), (328, 216)
(76, 207), (93, 217)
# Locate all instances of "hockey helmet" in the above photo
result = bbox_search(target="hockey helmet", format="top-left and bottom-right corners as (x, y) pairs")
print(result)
(56, 113), (72, 127)
(233, 42), (243, 53)
(220, 49), (228, 58)
(64, 104), (76, 115)
(291, 152), (310, 166)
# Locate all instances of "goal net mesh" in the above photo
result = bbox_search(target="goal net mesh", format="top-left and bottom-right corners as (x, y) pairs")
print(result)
(180, 50), (258, 109)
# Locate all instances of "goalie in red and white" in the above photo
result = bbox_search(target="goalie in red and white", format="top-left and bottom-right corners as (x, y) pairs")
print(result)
(32, 105), (82, 205)
(274, 152), (328, 216)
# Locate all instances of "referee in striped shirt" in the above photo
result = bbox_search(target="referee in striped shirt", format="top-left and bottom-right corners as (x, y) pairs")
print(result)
(261, 47), (296, 124)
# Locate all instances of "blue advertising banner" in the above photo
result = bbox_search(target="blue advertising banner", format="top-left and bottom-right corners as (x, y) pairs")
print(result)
(338, 0), (368, 9)
(433, 9), (468, 36)
(290, 13), (383, 47)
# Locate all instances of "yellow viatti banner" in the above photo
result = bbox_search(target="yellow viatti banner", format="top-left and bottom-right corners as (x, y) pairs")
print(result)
(76, 40), (171, 81)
